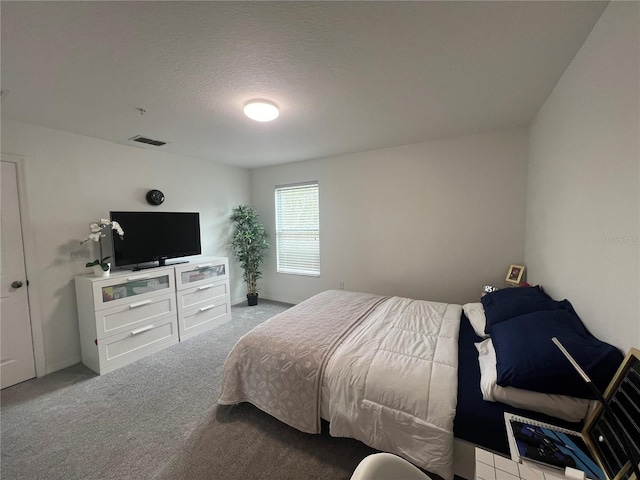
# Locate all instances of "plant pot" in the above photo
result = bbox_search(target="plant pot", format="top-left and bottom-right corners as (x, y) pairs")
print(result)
(93, 263), (111, 277)
(247, 293), (258, 306)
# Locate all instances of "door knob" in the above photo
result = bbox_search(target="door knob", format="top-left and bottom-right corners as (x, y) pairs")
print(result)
(11, 281), (23, 289)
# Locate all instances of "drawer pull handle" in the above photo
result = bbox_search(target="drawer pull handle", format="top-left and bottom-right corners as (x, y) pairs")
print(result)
(131, 325), (154, 335)
(199, 304), (216, 312)
(196, 263), (213, 268)
(126, 274), (150, 281)
(197, 284), (215, 291)
(129, 299), (152, 309)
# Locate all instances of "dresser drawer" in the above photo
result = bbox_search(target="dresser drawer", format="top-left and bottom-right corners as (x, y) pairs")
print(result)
(97, 316), (178, 374)
(177, 279), (229, 312)
(174, 258), (228, 291)
(92, 269), (175, 310)
(178, 301), (230, 341)
(94, 292), (176, 339)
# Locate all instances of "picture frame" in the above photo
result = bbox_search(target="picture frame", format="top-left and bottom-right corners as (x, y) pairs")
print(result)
(505, 264), (525, 284)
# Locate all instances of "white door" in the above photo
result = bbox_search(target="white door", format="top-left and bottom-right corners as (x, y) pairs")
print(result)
(1, 160), (36, 388)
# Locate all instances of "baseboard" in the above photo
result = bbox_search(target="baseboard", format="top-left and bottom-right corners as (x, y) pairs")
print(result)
(231, 296), (246, 306)
(45, 355), (82, 376)
(257, 295), (299, 306)
(231, 295), (298, 306)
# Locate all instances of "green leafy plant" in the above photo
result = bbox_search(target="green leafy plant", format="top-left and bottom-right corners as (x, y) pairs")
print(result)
(229, 205), (270, 299)
(81, 219), (124, 271)
(85, 256), (112, 271)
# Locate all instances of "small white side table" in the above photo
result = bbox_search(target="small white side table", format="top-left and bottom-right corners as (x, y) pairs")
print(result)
(475, 447), (571, 480)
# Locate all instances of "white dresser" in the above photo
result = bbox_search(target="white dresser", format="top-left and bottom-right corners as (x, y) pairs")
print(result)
(75, 257), (230, 374)
(174, 258), (230, 341)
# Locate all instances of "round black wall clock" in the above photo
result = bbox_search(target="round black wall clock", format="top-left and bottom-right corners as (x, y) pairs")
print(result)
(146, 189), (165, 205)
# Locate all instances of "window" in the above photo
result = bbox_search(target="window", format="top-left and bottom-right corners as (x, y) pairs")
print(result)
(275, 182), (319, 276)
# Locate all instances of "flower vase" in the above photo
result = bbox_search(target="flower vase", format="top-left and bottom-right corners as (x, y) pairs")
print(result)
(93, 263), (111, 277)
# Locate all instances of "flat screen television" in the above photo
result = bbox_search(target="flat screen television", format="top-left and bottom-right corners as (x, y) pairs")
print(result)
(110, 211), (201, 269)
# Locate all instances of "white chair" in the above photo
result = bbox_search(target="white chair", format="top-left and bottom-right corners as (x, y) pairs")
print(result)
(350, 453), (433, 480)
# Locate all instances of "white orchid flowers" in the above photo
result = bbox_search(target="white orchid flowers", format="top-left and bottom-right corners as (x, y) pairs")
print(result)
(81, 219), (125, 271)
(84, 219), (124, 243)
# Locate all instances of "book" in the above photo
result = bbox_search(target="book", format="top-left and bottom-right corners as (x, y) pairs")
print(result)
(505, 413), (606, 480)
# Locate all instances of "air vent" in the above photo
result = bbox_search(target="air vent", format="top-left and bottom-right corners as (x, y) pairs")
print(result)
(129, 135), (167, 147)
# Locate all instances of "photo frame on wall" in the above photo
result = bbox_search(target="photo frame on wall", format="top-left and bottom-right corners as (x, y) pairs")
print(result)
(505, 264), (525, 284)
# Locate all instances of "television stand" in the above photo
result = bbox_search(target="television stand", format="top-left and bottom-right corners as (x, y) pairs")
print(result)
(74, 257), (230, 375)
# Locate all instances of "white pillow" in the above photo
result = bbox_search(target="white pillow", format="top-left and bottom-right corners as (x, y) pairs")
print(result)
(462, 303), (489, 338)
(475, 338), (593, 422)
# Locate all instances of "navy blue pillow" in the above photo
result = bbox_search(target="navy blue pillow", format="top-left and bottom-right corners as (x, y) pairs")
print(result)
(482, 286), (574, 334)
(492, 309), (623, 398)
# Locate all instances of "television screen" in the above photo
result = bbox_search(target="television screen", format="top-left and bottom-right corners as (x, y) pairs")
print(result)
(110, 211), (201, 268)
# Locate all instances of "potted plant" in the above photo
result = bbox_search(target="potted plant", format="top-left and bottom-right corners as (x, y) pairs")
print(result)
(81, 219), (124, 276)
(229, 205), (270, 306)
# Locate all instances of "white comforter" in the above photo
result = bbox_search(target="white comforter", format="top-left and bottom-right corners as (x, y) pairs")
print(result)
(322, 296), (461, 480)
(219, 291), (462, 480)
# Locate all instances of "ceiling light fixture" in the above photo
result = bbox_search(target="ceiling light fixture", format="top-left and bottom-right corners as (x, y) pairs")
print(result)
(244, 100), (279, 122)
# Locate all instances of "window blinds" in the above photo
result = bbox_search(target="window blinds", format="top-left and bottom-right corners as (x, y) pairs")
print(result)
(275, 182), (320, 276)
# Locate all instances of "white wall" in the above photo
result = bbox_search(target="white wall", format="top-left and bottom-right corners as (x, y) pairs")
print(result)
(6, 3), (635, 376)
(526, 2), (639, 352)
(251, 128), (529, 305)
(1, 119), (251, 374)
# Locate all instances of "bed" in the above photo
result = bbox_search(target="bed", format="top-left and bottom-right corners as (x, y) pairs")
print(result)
(455, 309), (582, 453)
(219, 288), (623, 480)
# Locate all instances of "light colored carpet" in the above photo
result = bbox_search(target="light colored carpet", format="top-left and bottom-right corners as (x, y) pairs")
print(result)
(0, 300), (381, 480)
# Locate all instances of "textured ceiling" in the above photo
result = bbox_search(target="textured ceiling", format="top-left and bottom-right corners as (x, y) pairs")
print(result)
(1, 1), (608, 169)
